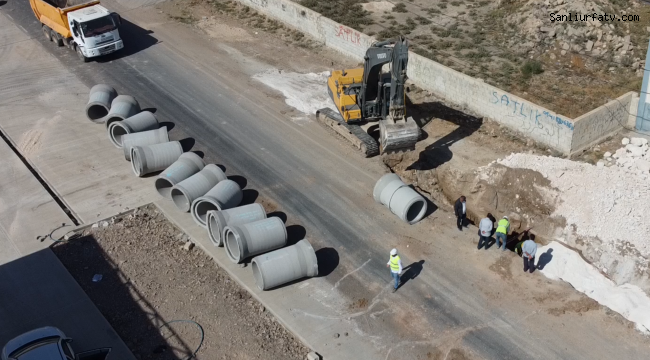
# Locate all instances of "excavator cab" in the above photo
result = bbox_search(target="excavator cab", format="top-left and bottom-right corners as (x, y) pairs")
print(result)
(318, 36), (420, 157)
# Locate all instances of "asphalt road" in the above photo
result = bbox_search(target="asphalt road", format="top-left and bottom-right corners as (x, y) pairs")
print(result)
(2, 1), (649, 359)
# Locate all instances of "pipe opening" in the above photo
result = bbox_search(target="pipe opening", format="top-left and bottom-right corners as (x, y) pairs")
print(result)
(87, 104), (108, 120)
(105, 116), (123, 129)
(252, 261), (263, 289)
(406, 199), (426, 223)
(110, 124), (129, 147)
(155, 178), (174, 199)
(171, 188), (190, 212)
(207, 214), (221, 245)
(226, 230), (240, 261)
(131, 148), (142, 176)
(196, 201), (218, 224)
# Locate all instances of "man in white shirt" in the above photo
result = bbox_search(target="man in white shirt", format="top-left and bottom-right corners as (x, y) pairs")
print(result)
(478, 213), (494, 250)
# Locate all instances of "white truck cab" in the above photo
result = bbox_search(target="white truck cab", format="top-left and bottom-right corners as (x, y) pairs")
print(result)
(67, 5), (123, 61)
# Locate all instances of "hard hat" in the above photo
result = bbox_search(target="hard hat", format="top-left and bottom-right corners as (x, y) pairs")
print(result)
(390, 248), (397, 256)
(503, 215), (509, 219)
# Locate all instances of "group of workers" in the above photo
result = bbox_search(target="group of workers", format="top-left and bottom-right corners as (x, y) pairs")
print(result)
(387, 195), (538, 293)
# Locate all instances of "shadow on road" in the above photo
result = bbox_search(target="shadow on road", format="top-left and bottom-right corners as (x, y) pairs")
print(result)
(398, 260), (425, 289)
(537, 248), (554, 270)
(315, 247), (339, 277)
(0, 1), (7, 7)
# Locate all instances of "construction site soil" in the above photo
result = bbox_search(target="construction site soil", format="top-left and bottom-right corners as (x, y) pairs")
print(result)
(52, 205), (309, 360)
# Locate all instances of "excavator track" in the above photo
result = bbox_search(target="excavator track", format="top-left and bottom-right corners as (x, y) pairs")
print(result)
(316, 108), (380, 158)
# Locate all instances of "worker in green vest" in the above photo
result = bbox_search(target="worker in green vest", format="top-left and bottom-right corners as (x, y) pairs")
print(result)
(495, 216), (510, 251)
(386, 248), (403, 293)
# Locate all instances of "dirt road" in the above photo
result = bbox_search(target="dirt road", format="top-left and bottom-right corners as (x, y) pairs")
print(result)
(1, 0), (649, 359)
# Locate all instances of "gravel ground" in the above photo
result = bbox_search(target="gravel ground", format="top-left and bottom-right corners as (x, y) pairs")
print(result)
(52, 205), (309, 360)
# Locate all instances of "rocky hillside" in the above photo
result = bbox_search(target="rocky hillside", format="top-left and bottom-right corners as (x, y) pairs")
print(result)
(297, 0), (650, 118)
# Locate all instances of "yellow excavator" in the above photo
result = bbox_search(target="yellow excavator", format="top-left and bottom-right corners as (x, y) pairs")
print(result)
(316, 36), (420, 157)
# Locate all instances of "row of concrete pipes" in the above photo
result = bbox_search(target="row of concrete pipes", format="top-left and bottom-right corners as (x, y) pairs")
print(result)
(85, 84), (319, 290)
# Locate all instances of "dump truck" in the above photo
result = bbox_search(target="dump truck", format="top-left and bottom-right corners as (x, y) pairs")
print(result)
(29, 0), (123, 62)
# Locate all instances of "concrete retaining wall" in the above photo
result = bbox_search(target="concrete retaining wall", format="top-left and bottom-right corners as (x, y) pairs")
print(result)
(236, 0), (636, 154)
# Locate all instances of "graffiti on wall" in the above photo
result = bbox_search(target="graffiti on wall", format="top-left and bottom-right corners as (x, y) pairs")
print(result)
(490, 90), (572, 146)
(335, 25), (363, 46)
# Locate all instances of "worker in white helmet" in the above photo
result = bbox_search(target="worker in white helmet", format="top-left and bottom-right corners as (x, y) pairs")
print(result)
(386, 248), (403, 293)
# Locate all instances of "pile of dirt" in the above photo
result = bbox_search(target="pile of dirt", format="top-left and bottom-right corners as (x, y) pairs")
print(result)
(52, 205), (309, 360)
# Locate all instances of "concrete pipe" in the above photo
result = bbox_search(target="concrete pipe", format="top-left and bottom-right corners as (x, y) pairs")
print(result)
(122, 127), (170, 161)
(224, 217), (287, 264)
(190, 180), (243, 228)
(154, 152), (206, 199)
(170, 164), (227, 212)
(206, 203), (267, 247)
(373, 173), (427, 225)
(103, 95), (141, 128)
(86, 84), (117, 122)
(251, 239), (319, 291)
(108, 111), (159, 148)
(130, 141), (183, 177)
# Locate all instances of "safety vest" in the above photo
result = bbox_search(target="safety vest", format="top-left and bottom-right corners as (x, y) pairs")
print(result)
(390, 255), (400, 272)
(496, 219), (509, 234)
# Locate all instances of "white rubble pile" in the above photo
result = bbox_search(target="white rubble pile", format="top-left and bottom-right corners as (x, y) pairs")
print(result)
(599, 137), (650, 176)
(538, 242), (650, 334)
(492, 152), (650, 257)
(252, 70), (336, 115)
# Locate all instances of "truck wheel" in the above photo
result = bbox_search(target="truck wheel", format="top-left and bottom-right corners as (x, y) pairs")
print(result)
(42, 26), (53, 42)
(75, 45), (89, 63)
(52, 30), (63, 47)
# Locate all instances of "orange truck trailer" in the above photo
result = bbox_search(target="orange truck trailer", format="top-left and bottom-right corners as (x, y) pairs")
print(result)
(29, 0), (123, 62)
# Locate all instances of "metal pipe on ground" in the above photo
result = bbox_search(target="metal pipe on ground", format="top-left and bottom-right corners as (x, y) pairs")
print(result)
(122, 127), (170, 161)
(206, 203), (267, 247)
(373, 173), (427, 224)
(108, 111), (159, 148)
(251, 239), (319, 291)
(86, 84), (117, 122)
(170, 164), (227, 212)
(190, 180), (243, 228)
(224, 217), (287, 264)
(130, 141), (183, 177)
(102, 95), (141, 128)
(154, 152), (206, 199)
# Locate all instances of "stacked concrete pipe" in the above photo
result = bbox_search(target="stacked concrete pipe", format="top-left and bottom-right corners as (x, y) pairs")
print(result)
(251, 239), (318, 291)
(108, 111), (159, 148)
(122, 127), (170, 161)
(131, 141), (183, 177)
(206, 203), (267, 247)
(86, 84), (117, 122)
(103, 95), (141, 128)
(154, 152), (205, 199)
(191, 179), (243, 228)
(224, 217), (287, 264)
(373, 173), (427, 224)
(170, 164), (227, 212)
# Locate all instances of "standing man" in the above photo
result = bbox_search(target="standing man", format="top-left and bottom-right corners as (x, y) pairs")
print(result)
(495, 215), (510, 251)
(386, 248), (402, 293)
(478, 213), (493, 250)
(454, 196), (467, 231)
(521, 238), (537, 273)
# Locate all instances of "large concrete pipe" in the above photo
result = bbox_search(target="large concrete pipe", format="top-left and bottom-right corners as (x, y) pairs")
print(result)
(373, 173), (427, 224)
(170, 164), (227, 212)
(122, 127), (169, 161)
(190, 179), (243, 228)
(86, 84), (117, 122)
(224, 217), (287, 264)
(130, 141), (183, 177)
(154, 152), (206, 199)
(206, 203), (267, 247)
(251, 239), (318, 291)
(103, 95), (141, 128)
(108, 111), (159, 148)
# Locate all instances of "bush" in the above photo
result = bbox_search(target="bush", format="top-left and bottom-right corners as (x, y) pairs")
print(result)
(393, 3), (407, 13)
(521, 60), (544, 78)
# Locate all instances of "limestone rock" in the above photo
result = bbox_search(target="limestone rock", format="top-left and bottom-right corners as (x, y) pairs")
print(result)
(630, 137), (648, 146)
(622, 137), (630, 145)
(586, 40), (594, 52)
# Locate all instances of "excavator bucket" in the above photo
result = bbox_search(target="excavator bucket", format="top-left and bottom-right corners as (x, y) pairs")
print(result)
(379, 116), (420, 154)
